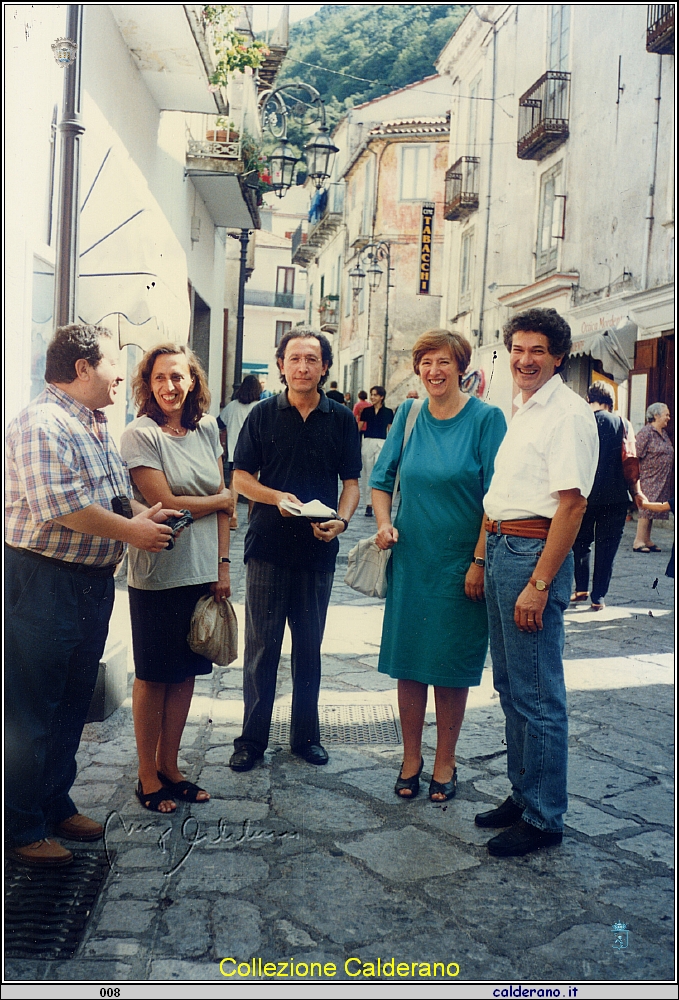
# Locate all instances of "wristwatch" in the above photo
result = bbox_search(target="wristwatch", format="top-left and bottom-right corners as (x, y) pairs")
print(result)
(337, 517), (349, 532)
(529, 577), (549, 591)
(219, 557), (231, 564)
(472, 556), (485, 567)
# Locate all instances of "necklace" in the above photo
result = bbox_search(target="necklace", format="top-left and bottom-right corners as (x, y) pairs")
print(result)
(165, 424), (186, 436)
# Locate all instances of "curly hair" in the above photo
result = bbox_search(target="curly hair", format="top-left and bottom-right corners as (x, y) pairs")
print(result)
(586, 381), (615, 409)
(503, 308), (572, 363)
(411, 330), (472, 383)
(132, 343), (210, 431)
(45, 323), (113, 384)
(275, 327), (333, 388)
(646, 401), (669, 423)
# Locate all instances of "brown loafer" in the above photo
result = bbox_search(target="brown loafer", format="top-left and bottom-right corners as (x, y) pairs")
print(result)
(7, 838), (74, 866)
(55, 812), (104, 841)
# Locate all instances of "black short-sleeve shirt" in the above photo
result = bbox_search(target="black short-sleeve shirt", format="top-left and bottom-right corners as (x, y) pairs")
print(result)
(234, 390), (362, 571)
(362, 405), (394, 440)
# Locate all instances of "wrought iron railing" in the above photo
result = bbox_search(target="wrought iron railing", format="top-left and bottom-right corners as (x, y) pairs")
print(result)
(517, 71), (571, 160)
(443, 156), (480, 220)
(647, 5), (674, 54)
(319, 296), (339, 327)
(308, 182), (345, 232)
(244, 288), (306, 309)
(291, 222), (309, 261)
(186, 113), (244, 161)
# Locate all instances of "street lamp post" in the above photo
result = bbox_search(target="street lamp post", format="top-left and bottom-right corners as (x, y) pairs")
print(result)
(259, 83), (338, 198)
(350, 241), (392, 387)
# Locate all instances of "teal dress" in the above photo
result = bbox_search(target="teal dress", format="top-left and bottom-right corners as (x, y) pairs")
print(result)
(369, 396), (507, 687)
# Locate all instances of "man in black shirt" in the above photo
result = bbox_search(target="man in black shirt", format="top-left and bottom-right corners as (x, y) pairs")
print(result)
(230, 329), (361, 770)
(359, 386), (394, 516)
(326, 381), (346, 405)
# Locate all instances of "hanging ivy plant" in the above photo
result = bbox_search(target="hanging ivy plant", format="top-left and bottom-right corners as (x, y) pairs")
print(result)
(202, 5), (270, 88)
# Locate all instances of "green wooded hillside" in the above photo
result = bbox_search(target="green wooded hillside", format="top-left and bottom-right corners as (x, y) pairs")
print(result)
(274, 4), (469, 126)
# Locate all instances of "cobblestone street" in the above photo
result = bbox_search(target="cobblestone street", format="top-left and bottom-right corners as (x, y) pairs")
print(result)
(6, 511), (674, 984)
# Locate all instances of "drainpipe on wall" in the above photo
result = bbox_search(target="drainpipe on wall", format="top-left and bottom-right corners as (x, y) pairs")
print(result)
(54, 5), (85, 328)
(232, 228), (251, 393)
(474, 7), (499, 348)
(641, 55), (662, 290)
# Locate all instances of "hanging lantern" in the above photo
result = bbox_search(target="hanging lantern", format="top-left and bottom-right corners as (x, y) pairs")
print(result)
(349, 262), (366, 296)
(268, 139), (300, 199)
(51, 37), (78, 67)
(304, 127), (339, 190)
(366, 258), (383, 292)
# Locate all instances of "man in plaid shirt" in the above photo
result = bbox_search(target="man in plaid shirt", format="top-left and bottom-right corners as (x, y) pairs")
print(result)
(5, 324), (180, 867)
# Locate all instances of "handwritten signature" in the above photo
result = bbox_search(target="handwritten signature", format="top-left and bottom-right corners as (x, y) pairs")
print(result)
(103, 812), (300, 877)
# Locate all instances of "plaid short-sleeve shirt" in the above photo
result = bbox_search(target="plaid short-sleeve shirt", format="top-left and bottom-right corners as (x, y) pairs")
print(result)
(5, 384), (131, 566)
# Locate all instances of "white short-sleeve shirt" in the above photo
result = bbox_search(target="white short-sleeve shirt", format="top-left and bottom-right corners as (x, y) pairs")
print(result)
(484, 375), (599, 521)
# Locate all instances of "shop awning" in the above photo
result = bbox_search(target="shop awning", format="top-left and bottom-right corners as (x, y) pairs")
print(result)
(570, 320), (637, 382)
(78, 144), (190, 351)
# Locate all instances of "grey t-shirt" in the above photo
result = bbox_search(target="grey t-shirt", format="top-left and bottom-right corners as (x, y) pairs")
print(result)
(120, 415), (223, 591)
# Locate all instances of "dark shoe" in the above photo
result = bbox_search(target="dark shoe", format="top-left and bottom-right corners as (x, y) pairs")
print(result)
(365, 505), (373, 517)
(570, 591), (589, 603)
(291, 743), (329, 765)
(7, 839), (73, 867)
(157, 771), (209, 802)
(55, 812), (104, 841)
(633, 545), (651, 553)
(474, 795), (524, 828)
(429, 767), (457, 802)
(395, 757), (424, 799)
(647, 544), (662, 552)
(229, 746), (263, 772)
(487, 819), (562, 857)
(590, 600), (605, 611)
(135, 781), (176, 813)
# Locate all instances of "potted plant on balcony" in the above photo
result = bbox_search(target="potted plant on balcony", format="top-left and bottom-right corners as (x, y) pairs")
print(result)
(206, 117), (239, 143)
(202, 5), (269, 90)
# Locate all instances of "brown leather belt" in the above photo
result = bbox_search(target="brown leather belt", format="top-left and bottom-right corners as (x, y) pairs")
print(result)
(484, 516), (551, 540)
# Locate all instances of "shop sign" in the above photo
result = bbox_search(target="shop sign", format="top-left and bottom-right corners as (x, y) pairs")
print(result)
(418, 203), (434, 294)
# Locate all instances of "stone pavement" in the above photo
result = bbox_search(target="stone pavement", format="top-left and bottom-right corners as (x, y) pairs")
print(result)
(5, 509), (675, 983)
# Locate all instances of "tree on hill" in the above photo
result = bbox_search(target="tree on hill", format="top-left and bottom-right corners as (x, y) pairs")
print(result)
(271, 4), (469, 127)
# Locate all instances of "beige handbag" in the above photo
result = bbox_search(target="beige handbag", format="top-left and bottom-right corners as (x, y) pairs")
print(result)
(344, 399), (423, 598)
(188, 594), (238, 666)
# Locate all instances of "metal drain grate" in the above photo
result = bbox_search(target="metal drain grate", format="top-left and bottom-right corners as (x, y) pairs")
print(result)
(270, 704), (401, 745)
(5, 850), (112, 959)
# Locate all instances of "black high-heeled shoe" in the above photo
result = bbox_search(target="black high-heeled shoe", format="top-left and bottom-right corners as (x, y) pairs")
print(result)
(429, 767), (457, 802)
(394, 757), (424, 800)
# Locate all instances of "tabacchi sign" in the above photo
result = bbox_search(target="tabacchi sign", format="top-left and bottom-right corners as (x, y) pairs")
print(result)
(419, 203), (435, 294)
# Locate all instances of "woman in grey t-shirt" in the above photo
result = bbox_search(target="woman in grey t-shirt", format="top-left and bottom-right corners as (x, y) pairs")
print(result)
(121, 345), (233, 813)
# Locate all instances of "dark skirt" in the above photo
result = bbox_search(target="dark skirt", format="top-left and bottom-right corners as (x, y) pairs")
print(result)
(128, 584), (213, 684)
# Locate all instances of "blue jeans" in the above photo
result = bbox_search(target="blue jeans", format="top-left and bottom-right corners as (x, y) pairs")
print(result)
(5, 546), (114, 847)
(485, 533), (572, 832)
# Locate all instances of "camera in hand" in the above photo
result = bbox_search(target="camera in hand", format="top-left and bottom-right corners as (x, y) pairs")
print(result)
(164, 509), (193, 550)
(112, 495), (133, 519)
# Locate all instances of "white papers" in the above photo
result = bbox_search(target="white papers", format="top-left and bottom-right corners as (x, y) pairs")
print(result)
(279, 498), (337, 519)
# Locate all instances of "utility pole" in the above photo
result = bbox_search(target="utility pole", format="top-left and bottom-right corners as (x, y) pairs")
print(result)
(54, 5), (85, 328)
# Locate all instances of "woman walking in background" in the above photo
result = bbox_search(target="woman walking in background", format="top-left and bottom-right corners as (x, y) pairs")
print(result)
(219, 374), (262, 529)
(359, 386), (394, 517)
(633, 402), (673, 553)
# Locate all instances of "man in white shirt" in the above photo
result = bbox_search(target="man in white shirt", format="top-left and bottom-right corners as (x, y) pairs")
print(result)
(475, 308), (598, 857)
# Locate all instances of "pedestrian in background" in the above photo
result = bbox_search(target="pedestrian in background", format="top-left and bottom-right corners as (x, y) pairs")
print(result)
(360, 386), (394, 517)
(121, 344), (233, 812)
(353, 389), (371, 424)
(326, 380), (345, 405)
(633, 402), (674, 553)
(572, 382), (644, 610)
(372, 331), (506, 802)
(219, 374), (262, 530)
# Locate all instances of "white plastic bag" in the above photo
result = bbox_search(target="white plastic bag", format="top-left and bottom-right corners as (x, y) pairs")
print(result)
(344, 534), (391, 599)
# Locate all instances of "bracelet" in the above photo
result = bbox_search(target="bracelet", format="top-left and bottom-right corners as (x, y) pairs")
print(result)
(219, 557), (231, 564)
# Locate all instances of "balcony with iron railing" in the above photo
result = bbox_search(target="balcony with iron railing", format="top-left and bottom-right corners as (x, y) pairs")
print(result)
(186, 113), (244, 164)
(647, 5), (674, 54)
(517, 71), (571, 160)
(318, 295), (339, 330)
(243, 288), (306, 310)
(291, 222), (314, 266)
(444, 156), (480, 221)
(307, 182), (345, 245)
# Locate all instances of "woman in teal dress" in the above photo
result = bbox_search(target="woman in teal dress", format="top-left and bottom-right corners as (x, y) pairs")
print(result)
(371, 330), (506, 802)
